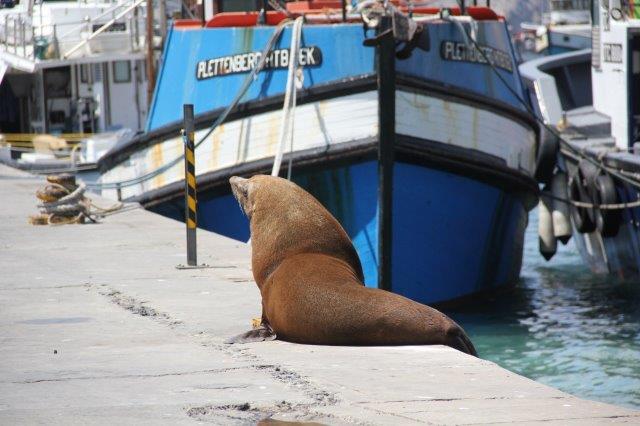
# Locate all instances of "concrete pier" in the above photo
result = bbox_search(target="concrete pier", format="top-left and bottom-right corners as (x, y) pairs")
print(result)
(1, 165), (638, 425)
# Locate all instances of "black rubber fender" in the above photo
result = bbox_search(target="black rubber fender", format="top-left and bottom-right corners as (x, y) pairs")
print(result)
(578, 160), (600, 186)
(568, 170), (596, 233)
(578, 160), (600, 225)
(590, 174), (622, 238)
(534, 127), (559, 185)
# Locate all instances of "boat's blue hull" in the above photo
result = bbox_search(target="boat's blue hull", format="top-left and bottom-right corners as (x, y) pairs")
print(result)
(150, 159), (527, 304)
(104, 16), (538, 306)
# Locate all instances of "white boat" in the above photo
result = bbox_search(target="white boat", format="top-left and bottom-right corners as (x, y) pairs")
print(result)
(0, 0), (158, 170)
(521, 0), (640, 278)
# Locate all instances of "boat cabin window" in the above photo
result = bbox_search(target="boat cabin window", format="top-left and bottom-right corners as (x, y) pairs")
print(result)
(217, 0), (260, 12)
(113, 61), (131, 83)
(552, 0), (590, 11)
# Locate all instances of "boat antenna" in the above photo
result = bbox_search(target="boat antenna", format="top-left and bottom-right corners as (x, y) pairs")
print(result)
(456, 0), (466, 14)
(258, 0), (267, 25)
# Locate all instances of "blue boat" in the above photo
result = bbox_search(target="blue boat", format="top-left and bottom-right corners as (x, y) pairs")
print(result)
(98, 1), (542, 305)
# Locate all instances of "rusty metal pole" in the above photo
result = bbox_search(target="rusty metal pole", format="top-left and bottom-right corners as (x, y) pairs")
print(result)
(145, 0), (155, 106)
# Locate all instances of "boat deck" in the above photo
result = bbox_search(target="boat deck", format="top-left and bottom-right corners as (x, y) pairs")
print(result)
(1, 164), (638, 425)
(558, 106), (640, 173)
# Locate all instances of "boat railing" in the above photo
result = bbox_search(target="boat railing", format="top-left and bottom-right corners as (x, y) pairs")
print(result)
(62, 0), (146, 59)
(0, 13), (42, 58)
(0, 1), (146, 61)
(57, 0), (135, 40)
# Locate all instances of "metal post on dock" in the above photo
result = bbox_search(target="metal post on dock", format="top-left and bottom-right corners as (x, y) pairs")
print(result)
(183, 104), (197, 267)
(377, 15), (395, 292)
(176, 105), (210, 270)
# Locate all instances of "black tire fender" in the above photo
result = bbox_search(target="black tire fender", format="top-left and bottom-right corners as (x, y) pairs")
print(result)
(568, 169), (596, 233)
(535, 127), (559, 185)
(578, 160), (600, 225)
(590, 174), (622, 238)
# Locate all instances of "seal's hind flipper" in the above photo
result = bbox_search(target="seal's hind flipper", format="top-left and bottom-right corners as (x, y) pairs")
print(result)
(224, 325), (276, 344)
(446, 328), (477, 357)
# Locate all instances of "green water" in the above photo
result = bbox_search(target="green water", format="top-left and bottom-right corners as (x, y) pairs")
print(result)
(447, 211), (640, 410)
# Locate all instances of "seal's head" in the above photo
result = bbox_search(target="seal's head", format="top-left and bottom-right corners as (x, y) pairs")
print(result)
(229, 175), (364, 287)
(229, 176), (254, 218)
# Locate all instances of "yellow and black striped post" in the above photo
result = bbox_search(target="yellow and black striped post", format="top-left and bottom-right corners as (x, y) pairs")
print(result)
(183, 104), (197, 266)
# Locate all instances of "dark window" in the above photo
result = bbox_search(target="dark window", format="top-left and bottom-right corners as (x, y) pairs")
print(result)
(220, 0), (258, 12)
(43, 66), (71, 98)
(92, 22), (126, 32)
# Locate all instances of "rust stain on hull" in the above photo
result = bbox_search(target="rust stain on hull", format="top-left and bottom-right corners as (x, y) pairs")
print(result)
(151, 143), (165, 188)
(211, 124), (224, 170)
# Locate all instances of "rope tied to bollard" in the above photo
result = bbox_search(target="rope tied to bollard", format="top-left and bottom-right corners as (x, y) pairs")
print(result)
(29, 174), (123, 225)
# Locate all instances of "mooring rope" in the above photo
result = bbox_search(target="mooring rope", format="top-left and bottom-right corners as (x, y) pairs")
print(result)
(30, 175), (123, 225)
(541, 191), (640, 210)
(450, 13), (640, 196)
(271, 16), (304, 179)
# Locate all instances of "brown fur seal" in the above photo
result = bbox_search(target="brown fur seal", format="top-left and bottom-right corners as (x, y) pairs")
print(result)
(227, 175), (476, 356)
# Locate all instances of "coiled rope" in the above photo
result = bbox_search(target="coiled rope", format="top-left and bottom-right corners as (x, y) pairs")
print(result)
(30, 174), (123, 225)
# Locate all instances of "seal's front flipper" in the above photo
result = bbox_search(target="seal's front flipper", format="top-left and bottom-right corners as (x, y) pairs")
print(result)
(224, 325), (276, 344)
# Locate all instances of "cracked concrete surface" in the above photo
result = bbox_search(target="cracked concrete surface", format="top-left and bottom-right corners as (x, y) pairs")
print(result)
(1, 165), (639, 425)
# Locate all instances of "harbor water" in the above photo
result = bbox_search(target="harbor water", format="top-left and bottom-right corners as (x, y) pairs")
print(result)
(448, 210), (640, 410)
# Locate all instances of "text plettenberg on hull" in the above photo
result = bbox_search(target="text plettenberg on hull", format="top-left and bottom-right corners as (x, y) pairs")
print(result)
(196, 46), (323, 80)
